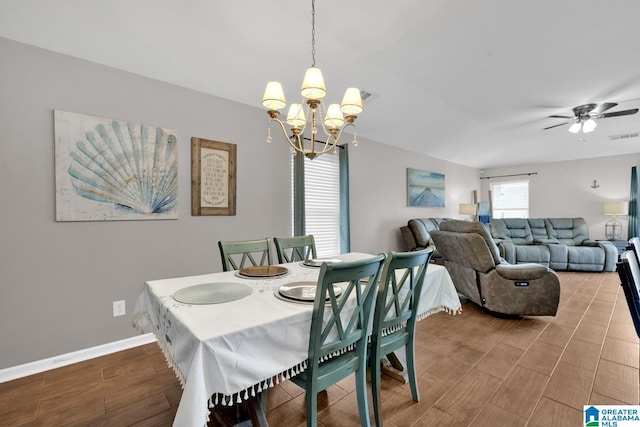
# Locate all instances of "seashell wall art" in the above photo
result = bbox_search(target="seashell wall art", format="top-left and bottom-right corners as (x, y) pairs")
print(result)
(54, 110), (178, 221)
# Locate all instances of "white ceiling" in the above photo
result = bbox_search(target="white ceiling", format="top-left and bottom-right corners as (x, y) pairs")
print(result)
(2, 0), (640, 169)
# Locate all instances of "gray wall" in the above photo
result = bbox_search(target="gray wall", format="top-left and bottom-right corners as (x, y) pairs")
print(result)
(480, 154), (639, 240)
(0, 37), (479, 369)
(350, 140), (481, 253)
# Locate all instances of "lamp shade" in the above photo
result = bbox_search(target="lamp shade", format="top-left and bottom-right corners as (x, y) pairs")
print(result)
(286, 103), (306, 127)
(459, 203), (477, 215)
(300, 67), (327, 100)
(262, 81), (286, 110)
(340, 87), (363, 115)
(603, 201), (628, 216)
(324, 104), (345, 128)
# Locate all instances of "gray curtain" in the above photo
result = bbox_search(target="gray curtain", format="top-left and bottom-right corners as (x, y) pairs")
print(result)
(293, 152), (305, 236)
(629, 166), (638, 239)
(339, 145), (351, 253)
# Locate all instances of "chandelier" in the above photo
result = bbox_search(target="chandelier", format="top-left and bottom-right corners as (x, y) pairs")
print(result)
(261, 0), (363, 159)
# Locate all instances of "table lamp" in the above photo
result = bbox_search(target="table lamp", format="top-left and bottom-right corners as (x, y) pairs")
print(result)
(603, 201), (628, 240)
(459, 203), (477, 221)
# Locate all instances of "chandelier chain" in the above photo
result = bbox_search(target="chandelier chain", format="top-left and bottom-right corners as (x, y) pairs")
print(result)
(311, 0), (316, 67)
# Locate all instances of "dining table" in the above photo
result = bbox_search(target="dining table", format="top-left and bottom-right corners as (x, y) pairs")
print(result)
(132, 252), (461, 427)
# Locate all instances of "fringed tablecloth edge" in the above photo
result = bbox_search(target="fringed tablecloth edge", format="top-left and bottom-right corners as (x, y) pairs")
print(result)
(207, 358), (309, 408)
(206, 342), (359, 409)
(416, 304), (462, 322)
(133, 316), (187, 389)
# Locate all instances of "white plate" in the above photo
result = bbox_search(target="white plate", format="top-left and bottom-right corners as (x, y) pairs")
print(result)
(302, 258), (343, 268)
(277, 281), (342, 302)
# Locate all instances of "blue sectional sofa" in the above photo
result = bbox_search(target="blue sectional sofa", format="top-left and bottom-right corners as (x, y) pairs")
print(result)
(401, 217), (618, 272)
(489, 218), (617, 272)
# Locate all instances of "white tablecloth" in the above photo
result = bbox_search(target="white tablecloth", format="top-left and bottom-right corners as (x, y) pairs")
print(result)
(132, 253), (460, 427)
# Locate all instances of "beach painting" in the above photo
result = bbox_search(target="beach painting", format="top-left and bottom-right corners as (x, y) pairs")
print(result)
(54, 110), (178, 221)
(407, 168), (445, 207)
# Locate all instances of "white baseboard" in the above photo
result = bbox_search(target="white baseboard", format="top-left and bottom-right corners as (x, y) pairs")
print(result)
(0, 333), (157, 383)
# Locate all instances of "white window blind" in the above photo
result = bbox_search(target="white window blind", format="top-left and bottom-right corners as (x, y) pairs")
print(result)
(491, 180), (529, 218)
(304, 154), (341, 257)
(291, 153), (342, 257)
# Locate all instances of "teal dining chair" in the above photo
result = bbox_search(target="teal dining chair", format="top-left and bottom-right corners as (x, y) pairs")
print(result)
(291, 254), (387, 427)
(273, 235), (317, 263)
(369, 247), (435, 427)
(218, 238), (272, 272)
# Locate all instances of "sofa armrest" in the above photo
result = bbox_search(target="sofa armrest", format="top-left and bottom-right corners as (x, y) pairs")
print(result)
(495, 263), (550, 281)
(497, 241), (516, 264)
(589, 240), (619, 272)
(400, 226), (417, 251)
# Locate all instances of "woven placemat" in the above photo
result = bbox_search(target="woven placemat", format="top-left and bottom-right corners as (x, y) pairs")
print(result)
(173, 282), (251, 304)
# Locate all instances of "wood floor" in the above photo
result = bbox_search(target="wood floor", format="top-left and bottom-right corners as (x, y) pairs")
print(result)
(1, 271), (638, 426)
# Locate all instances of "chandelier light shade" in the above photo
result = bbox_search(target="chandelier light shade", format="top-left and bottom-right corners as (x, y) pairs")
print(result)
(300, 67), (327, 100)
(286, 104), (306, 127)
(324, 104), (345, 128)
(262, 82), (286, 110)
(261, 0), (363, 159)
(340, 88), (364, 115)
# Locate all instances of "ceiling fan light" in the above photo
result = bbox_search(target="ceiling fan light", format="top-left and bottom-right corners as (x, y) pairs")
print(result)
(583, 118), (597, 133)
(568, 122), (581, 134)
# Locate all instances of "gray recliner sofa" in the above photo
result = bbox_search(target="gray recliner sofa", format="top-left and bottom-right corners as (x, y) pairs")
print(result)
(400, 218), (450, 264)
(490, 218), (617, 272)
(431, 220), (560, 316)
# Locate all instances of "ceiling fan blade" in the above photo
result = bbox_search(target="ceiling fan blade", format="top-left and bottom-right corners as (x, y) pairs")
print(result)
(599, 108), (639, 118)
(543, 122), (569, 130)
(592, 102), (618, 114)
(548, 115), (573, 119)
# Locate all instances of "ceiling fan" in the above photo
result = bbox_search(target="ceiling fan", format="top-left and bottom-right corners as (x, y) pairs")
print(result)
(543, 102), (638, 134)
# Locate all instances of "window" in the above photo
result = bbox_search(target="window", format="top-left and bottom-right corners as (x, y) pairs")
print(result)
(292, 146), (350, 257)
(491, 180), (529, 218)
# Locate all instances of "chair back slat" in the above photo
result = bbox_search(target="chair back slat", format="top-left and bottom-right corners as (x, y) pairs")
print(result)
(274, 235), (317, 263)
(309, 254), (386, 365)
(218, 238), (272, 272)
(374, 248), (434, 335)
(384, 268), (416, 327)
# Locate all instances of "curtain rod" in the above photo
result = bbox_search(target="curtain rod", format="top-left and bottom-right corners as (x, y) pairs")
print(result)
(480, 172), (537, 180)
(299, 136), (345, 150)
